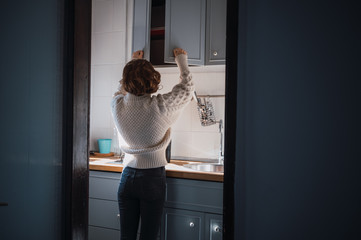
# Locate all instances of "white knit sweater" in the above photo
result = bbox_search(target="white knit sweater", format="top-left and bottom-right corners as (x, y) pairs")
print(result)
(111, 54), (194, 169)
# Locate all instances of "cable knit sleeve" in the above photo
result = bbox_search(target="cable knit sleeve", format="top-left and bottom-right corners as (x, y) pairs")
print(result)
(156, 54), (195, 120)
(111, 82), (126, 112)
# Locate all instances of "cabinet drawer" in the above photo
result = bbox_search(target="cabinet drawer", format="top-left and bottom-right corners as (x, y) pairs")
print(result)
(89, 198), (120, 230)
(165, 178), (223, 214)
(89, 226), (120, 240)
(89, 171), (121, 201)
(162, 208), (204, 240)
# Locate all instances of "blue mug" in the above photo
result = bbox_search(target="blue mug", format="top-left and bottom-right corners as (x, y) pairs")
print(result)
(97, 139), (112, 154)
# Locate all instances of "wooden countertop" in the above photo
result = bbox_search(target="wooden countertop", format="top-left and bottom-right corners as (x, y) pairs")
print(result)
(89, 156), (223, 182)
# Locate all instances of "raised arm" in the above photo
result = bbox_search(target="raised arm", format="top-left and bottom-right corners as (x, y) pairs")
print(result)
(173, 48), (189, 82)
(156, 48), (194, 117)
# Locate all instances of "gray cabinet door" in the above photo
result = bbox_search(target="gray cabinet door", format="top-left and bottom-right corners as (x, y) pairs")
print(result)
(165, 178), (223, 214)
(89, 226), (120, 240)
(89, 171), (121, 201)
(205, 0), (227, 65)
(164, 0), (206, 65)
(132, 0), (152, 60)
(162, 208), (204, 240)
(205, 214), (223, 240)
(89, 198), (120, 230)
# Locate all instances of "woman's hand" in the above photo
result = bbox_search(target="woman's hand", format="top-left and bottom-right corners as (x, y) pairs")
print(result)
(132, 50), (144, 59)
(173, 48), (187, 57)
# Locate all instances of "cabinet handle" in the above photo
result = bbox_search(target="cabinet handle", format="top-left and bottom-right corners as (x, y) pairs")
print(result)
(213, 51), (218, 56)
(117, 214), (120, 218)
(214, 226), (221, 232)
(0, 202), (8, 206)
(189, 222), (195, 228)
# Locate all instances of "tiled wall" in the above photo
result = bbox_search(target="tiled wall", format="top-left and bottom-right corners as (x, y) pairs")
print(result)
(90, 0), (127, 151)
(90, 0), (225, 160)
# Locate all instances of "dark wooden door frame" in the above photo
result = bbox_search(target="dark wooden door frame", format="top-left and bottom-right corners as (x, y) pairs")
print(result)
(66, 0), (240, 239)
(63, 0), (91, 239)
(223, 0), (239, 239)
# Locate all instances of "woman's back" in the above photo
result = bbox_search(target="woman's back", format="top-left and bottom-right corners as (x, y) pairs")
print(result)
(111, 53), (194, 169)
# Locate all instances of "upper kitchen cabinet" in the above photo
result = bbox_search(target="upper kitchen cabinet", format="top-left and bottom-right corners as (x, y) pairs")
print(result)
(205, 0), (227, 65)
(164, 0), (206, 65)
(132, 0), (226, 66)
(132, 0), (152, 60)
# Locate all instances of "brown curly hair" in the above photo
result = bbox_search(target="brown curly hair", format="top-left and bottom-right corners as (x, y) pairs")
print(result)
(121, 59), (161, 96)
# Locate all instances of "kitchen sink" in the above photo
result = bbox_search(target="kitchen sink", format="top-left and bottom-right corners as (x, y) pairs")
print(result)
(106, 160), (123, 164)
(183, 163), (224, 173)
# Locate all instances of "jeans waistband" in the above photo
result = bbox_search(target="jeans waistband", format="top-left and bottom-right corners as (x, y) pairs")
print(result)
(123, 166), (165, 175)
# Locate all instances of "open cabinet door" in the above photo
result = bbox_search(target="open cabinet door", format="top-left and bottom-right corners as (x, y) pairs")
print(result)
(132, 0), (152, 60)
(164, 0), (206, 65)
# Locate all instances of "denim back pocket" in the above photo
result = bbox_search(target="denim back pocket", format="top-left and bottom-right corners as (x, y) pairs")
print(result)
(140, 173), (166, 201)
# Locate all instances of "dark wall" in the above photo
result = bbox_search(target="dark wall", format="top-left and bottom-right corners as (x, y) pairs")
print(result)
(0, 0), (65, 239)
(234, 0), (360, 239)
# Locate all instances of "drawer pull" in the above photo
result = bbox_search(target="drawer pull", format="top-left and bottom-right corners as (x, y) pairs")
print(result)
(0, 202), (8, 206)
(189, 222), (195, 228)
(117, 214), (120, 218)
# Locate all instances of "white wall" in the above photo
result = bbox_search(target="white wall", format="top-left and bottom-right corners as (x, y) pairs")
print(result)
(90, 0), (225, 160)
(90, 0), (127, 152)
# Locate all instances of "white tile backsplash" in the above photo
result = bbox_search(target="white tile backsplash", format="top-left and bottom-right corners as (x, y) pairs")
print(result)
(90, 0), (225, 159)
(190, 132), (221, 159)
(172, 103), (192, 132)
(193, 71), (225, 95)
(92, 65), (112, 97)
(113, 0), (127, 32)
(92, 32), (125, 65)
(92, 0), (113, 33)
(91, 96), (113, 129)
(171, 132), (192, 157)
(92, 64), (123, 97)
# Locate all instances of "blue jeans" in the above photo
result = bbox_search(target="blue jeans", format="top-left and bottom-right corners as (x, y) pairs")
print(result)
(118, 166), (166, 240)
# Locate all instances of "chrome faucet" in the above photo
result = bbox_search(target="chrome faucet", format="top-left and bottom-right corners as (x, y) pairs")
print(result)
(194, 93), (224, 164)
(217, 119), (224, 165)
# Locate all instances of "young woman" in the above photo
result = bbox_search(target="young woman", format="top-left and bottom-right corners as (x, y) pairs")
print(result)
(111, 48), (194, 240)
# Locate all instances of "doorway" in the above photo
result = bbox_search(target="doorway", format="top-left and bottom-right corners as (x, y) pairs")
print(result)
(70, 0), (238, 239)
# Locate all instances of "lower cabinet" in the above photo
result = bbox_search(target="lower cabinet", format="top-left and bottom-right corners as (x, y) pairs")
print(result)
(89, 171), (121, 239)
(89, 226), (120, 240)
(205, 213), (223, 240)
(89, 198), (120, 230)
(161, 208), (222, 240)
(162, 208), (204, 240)
(89, 171), (223, 240)
(161, 178), (223, 240)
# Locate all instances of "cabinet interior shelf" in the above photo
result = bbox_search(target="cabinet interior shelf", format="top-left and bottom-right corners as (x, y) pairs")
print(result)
(151, 27), (165, 37)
